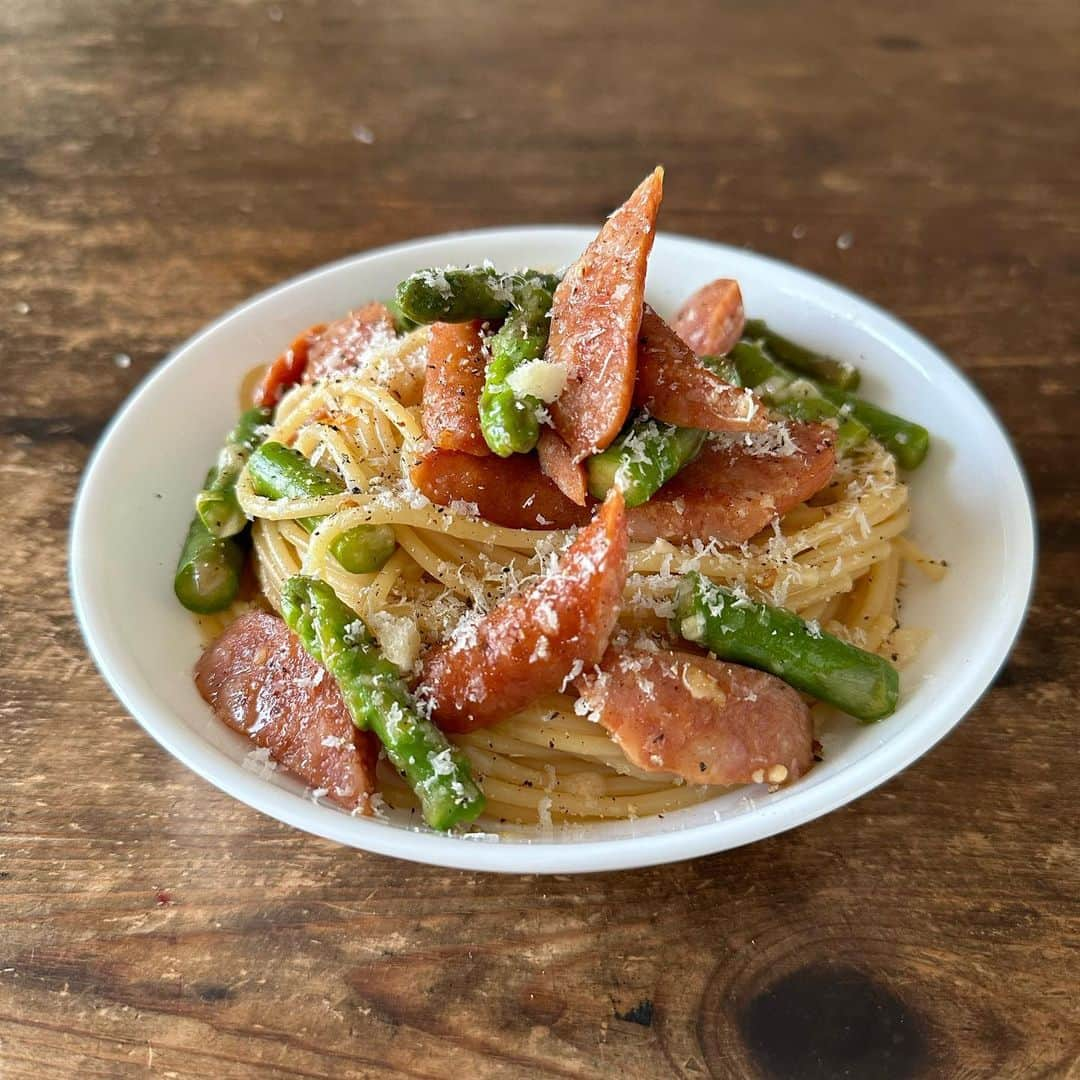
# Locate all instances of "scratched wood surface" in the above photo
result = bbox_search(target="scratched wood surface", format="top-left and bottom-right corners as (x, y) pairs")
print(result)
(1, 1), (1077, 1077)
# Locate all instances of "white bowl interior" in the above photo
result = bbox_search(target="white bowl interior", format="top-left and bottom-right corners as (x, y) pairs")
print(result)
(70, 229), (1035, 872)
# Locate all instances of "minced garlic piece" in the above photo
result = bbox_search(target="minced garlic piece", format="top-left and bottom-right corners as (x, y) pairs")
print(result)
(766, 764), (789, 784)
(506, 359), (568, 403)
(368, 610), (422, 673)
(681, 663), (728, 706)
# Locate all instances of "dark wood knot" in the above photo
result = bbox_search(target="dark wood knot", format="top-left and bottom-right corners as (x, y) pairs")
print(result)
(736, 962), (928, 1080)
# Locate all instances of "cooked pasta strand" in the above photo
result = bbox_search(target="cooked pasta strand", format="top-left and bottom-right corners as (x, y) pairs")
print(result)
(231, 348), (934, 830)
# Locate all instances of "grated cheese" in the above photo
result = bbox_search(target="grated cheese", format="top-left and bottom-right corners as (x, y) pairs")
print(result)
(710, 421), (801, 459)
(242, 747), (278, 778)
(506, 359), (568, 402)
(368, 610), (422, 673)
(681, 663), (728, 705)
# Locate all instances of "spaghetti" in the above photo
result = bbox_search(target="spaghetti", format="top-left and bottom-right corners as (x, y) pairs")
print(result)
(229, 327), (929, 827)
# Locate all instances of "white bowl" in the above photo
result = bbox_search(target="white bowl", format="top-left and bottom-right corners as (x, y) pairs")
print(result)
(70, 228), (1035, 873)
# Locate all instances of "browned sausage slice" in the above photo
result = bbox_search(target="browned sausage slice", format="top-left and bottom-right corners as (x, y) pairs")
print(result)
(628, 421), (836, 545)
(409, 449), (591, 531)
(420, 321), (490, 456)
(537, 427), (589, 506)
(303, 302), (397, 384)
(674, 278), (746, 357)
(634, 306), (767, 433)
(420, 490), (628, 733)
(194, 611), (378, 811)
(547, 168), (664, 461)
(577, 645), (813, 786)
(255, 324), (325, 407)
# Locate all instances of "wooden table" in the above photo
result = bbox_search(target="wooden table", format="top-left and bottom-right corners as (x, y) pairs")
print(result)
(3, 2), (1076, 1076)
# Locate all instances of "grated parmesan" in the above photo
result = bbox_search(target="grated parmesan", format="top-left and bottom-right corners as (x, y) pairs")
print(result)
(506, 358), (568, 402)
(242, 747), (278, 778)
(368, 610), (422, 673)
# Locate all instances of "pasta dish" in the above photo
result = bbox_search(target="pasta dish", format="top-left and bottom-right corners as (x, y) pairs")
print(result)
(174, 168), (938, 835)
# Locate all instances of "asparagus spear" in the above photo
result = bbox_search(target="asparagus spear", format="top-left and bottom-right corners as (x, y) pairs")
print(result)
(729, 340), (869, 452)
(396, 266), (517, 324)
(673, 571), (898, 722)
(734, 336), (930, 469)
(177, 407), (270, 612)
(174, 511), (244, 614)
(816, 386), (930, 470)
(195, 406), (272, 538)
(526, 271), (562, 294)
(743, 318), (861, 390)
(247, 442), (397, 574)
(698, 354), (743, 387)
(586, 417), (706, 508)
(395, 266), (561, 325)
(478, 277), (554, 456)
(280, 576), (486, 830)
(384, 296), (419, 335)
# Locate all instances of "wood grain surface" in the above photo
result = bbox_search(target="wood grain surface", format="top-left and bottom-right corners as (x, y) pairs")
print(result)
(2, 1), (1077, 1076)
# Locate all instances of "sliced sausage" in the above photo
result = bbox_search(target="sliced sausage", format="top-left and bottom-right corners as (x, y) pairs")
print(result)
(577, 645), (813, 786)
(194, 610), (378, 811)
(420, 320), (490, 456)
(674, 278), (746, 358)
(409, 448), (591, 531)
(537, 427), (589, 506)
(255, 324), (325, 407)
(628, 421), (836, 544)
(547, 167), (664, 461)
(303, 302), (397, 384)
(634, 306), (767, 433)
(420, 489), (628, 733)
